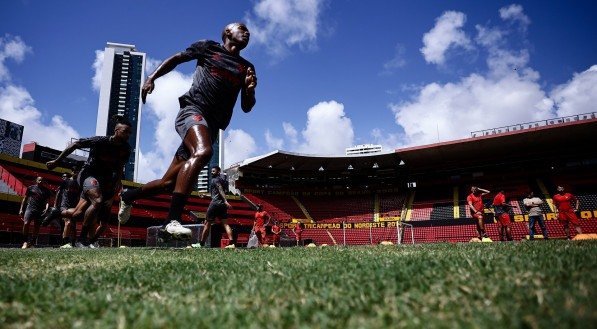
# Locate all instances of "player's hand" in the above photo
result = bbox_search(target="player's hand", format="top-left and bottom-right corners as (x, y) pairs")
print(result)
(19, 210), (23, 217)
(225, 201), (233, 209)
(245, 67), (257, 91)
(46, 160), (58, 170)
(141, 79), (155, 104)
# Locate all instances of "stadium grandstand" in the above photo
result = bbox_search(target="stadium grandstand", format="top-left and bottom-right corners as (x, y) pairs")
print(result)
(1, 113), (596, 247)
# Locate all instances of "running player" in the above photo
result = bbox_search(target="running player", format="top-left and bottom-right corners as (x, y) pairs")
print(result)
(46, 115), (131, 247)
(193, 166), (235, 248)
(19, 177), (52, 248)
(552, 186), (582, 240)
(117, 22), (257, 242)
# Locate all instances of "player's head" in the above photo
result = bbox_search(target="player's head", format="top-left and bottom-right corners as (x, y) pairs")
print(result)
(257, 203), (263, 211)
(35, 176), (44, 185)
(222, 22), (250, 48)
(527, 191), (534, 198)
(61, 173), (70, 180)
(471, 186), (478, 193)
(71, 165), (80, 175)
(211, 166), (221, 175)
(111, 115), (132, 143)
(557, 186), (565, 193)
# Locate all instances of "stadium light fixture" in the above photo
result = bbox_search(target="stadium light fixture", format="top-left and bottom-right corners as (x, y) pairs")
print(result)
(318, 166), (324, 171)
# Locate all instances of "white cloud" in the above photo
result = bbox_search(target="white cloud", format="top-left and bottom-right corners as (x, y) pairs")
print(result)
(381, 43), (407, 75)
(390, 5), (597, 148)
(370, 128), (402, 152)
(420, 11), (472, 65)
(0, 35), (31, 82)
(550, 65), (597, 117)
(296, 100), (354, 155)
(0, 36), (79, 154)
(224, 129), (257, 167)
(91, 50), (104, 92)
(499, 4), (531, 30)
(265, 129), (284, 150)
(245, 0), (324, 59)
(282, 121), (298, 144)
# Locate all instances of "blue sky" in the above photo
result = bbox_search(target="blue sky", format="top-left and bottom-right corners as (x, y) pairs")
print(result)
(1, 0), (596, 183)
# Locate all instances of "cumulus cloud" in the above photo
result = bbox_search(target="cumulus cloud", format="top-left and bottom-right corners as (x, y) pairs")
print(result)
(420, 11), (472, 65)
(91, 50), (104, 92)
(389, 5), (595, 148)
(550, 65), (597, 117)
(245, 0), (324, 59)
(0, 35), (31, 82)
(295, 100), (354, 155)
(282, 122), (298, 144)
(0, 35), (79, 153)
(265, 129), (284, 150)
(499, 4), (531, 30)
(225, 129), (257, 167)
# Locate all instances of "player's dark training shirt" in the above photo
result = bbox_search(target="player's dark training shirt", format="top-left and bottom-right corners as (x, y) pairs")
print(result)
(77, 136), (131, 179)
(25, 185), (52, 212)
(210, 174), (229, 204)
(58, 178), (80, 210)
(178, 40), (255, 130)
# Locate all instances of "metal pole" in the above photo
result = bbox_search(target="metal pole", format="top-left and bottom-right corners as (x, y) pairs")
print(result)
(343, 220), (346, 246)
(369, 223), (372, 245)
(396, 220), (401, 245)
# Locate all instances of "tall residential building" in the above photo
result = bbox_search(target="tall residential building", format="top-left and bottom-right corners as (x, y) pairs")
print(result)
(197, 131), (225, 192)
(345, 144), (383, 155)
(96, 42), (146, 182)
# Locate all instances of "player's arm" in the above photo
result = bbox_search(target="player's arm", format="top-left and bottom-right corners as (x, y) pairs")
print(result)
(46, 140), (85, 170)
(216, 183), (231, 209)
(19, 193), (29, 217)
(241, 66), (257, 113)
(142, 53), (193, 104)
(478, 188), (490, 196)
(573, 195), (580, 211)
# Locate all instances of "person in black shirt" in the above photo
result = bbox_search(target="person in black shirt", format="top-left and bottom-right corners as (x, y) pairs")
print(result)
(19, 176), (52, 248)
(46, 116), (131, 247)
(118, 22), (257, 241)
(192, 166), (234, 248)
(44, 166), (81, 247)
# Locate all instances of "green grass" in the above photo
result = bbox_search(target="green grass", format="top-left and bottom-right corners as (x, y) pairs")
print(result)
(1, 241), (596, 329)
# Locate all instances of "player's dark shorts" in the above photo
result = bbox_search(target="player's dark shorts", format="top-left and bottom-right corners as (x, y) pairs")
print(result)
(23, 209), (43, 224)
(206, 202), (228, 222)
(78, 167), (119, 199)
(174, 104), (219, 160)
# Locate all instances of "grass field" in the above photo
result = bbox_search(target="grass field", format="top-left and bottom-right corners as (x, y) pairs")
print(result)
(1, 241), (596, 329)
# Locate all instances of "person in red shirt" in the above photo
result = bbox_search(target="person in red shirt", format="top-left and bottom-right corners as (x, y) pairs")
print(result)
(253, 204), (270, 246)
(271, 220), (281, 247)
(552, 186), (582, 239)
(492, 189), (512, 241)
(293, 222), (304, 246)
(467, 186), (491, 240)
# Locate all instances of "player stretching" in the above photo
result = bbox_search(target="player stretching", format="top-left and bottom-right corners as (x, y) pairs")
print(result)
(117, 22), (257, 241)
(46, 116), (131, 247)
(492, 189), (512, 241)
(552, 186), (582, 240)
(467, 186), (491, 240)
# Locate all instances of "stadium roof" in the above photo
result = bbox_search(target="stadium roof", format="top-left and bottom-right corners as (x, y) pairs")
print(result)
(236, 150), (403, 173)
(234, 117), (597, 175)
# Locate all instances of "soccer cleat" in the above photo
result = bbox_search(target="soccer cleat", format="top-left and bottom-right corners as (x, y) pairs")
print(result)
(88, 242), (100, 249)
(75, 242), (89, 248)
(118, 200), (132, 224)
(164, 220), (192, 240)
(224, 244), (236, 249)
(21, 242), (29, 249)
(190, 243), (202, 248)
(60, 243), (73, 249)
(41, 207), (61, 226)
